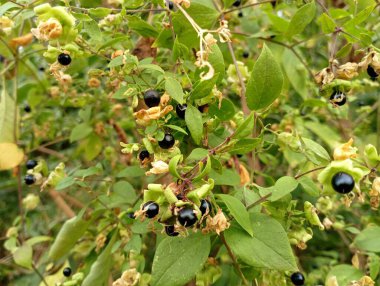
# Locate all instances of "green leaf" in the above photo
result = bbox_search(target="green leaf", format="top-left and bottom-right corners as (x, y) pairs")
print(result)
(88, 7), (112, 18)
(269, 176), (299, 201)
(165, 124), (188, 135)
(209, 99), (235, 121)
(190, 76), (218, 100)
(126, 15), (159, 37)
(151, 233), (210, 286)
(49, 215), (91, 260)
(83, 20), (102, 43)
(354, 226), (380, 252)
(186, 148), (208, 161)
(301, 137), (331, 164)
(208, 44), (225, 84)
(228, 138), (262, 155)
(108, 55), (124, 68)
(165, 77), (184, 104)
(139, 64), (165, 74)
(185, 105), (203, 145)
(193, 155), (211, 181)
(246, 44), (283, 110)
(82, 233), (117, 286)
(286, 1), (316, 38)
(336, 42), (353, 58)
(70, 123), (93, 142)
(169, 155), (183, 179)
(326, 265), (363, 286)
(298, 176), (320, 197)
(209, 169), (240, 186)
(233, 112), (255, 139)
(84, 133), (103, 161)
(282, 49), (308, 99)
(224, 213), (298, 272)
(0, 2), (20, 16)
(318, 13), (336, 34)
(216, 194), (253, 237)
(13, 244), (32, 269)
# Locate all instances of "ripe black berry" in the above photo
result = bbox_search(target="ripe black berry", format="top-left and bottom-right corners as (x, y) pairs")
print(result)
(26, 159), (38, 170)
(178, 208), (198, 227)
(329, 91), (346, 106)
(367, 65), (379, 79)
(24, 174), (36, 185)
(139, 150), (150, 161)
(176, 104), (187, 119)
(143, 201), (159, 218)
(199, 199), (212, 216)
(242, 51), (249, 58)
(127, 212), (135, 219)
(57, 53), (71, 66)
(331, 172), (355, 194)
(24, 104), (31, 113)
(233, 0), (241, 7)
(238, 11), (243, 17)
(143, 90), (161, 108)
(63, 267), (72, 277)
(290, 272), (305, 286)
(167, 1), (174, 10)
(165, 225), (179, 236)
(158, 133), (175, 149)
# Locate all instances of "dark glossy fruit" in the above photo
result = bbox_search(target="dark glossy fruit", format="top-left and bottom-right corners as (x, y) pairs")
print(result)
(331, 172), (355, 194)
(139, 150), (150, 161)
(24, 174), (36, 185)
(176, 104), (187, 119)
(238, 11), (243, 17)
(165, 225), (179, 236)
(178, 208), (197, 227)
(290, 272), (305, 286)
(0, 55), (4, 62)
(329, 91), (346, 106)
(143, 201), (159, 218)
(199, 199), (212, 216)
(367, 65), (379, 78)
(127, 212), (135, 219)
(242, 51), (249, 58)
(26, 159), (38, 170)
(58, 53), (71, 66)
(24, 104), (31, 113)
(144, 90), (161, 108)
(158, 133), (175, 149)
(233, 0), (241, 7)
(176, 194), (184, 200)
(237, 154), (243, 158)
(63, 267), (72, 277)
(167, 1), (174, 9)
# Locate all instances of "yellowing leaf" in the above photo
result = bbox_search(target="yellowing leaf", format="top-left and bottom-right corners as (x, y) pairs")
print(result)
(0, 143), (24, 170)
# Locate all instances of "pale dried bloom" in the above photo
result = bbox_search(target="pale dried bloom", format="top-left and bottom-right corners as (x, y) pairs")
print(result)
(113, 268), (141, 286)
(333, 138), (358, 161)
(204, 33), (217, 48)
(199, 61), (215, 81)
(50, 86), (60, 98)
(239, 164), (250, 185)
(203, 209), (230, 235)
(352, 252), (360, 269)
(146, 160), (169, 176)
(22, 193), (40, 211)
(172, 0), (191, 8)
(372, 177), (380, 193)
(88, 77), (101, 88)
(112, 50), (124, 59)
(0, 16), (14, 35)
(336, 62), (359, 80)
(216, 20), (231, 43)
(369, 178), (380, 209)
(326, 276), (339, 286)
(359, 51), (380, 73)
(9, 33), (33, 48)
(160, 92), (170, 107)
(95, 233), (107, 252)
(349, 276), (375, 286)
(314, 67), (334, 85)
(323, 217), (333, 230)
(6, 227), (18, 238)
(133, 105), (173, 126)
(31, 18), (62, 41)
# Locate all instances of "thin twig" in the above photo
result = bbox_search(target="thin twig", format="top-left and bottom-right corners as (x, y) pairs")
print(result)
(32, 263), (49, 286)
(294, 166), (326, 179)
(223, 0), (275, 14)
(246, 193), (272, 210)
(48, 190), (75, 218)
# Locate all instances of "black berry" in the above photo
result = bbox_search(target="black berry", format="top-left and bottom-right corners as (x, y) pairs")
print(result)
(176, 104), (187, 119)
(176, 194), (184, 200)
(24, 174), (36, 185)
(178, 208), (197, 227)
(158, 133), (175, 149)
(237, 154), (243, 158)
(233, 0), (241, 7)
(242, 51), (249, 58)
(238, 11), (243, 17)
(0, 55), (4, 62)
(143, 90), (161, 108)
(63, 267), (72, 277)
(290, 272), (305, 286)
(167, 1), (174, 10)
(143, 201), (159, 218)
(127, 212), (135, 219)
(24, 104), (31, 113)
(139, 150), (150, 161)
(367, 65), (379, 78)
(329, 91), (346, 106)
(331, 172), (355, 194)
(57, 53), (71, 66)
(26, 159), (38, 170)
(39, 66), (45, 72)
(165, 225), (179, 236)
(199, 199), (212, 216)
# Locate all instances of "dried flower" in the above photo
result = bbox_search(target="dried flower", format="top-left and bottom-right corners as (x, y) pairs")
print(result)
(31, 18), (62, 41)
(173, 0), (191, 8)
(204, 33), (217, 47)
(216, 20), (231, 43)
(333, 138), (358, 161)
(95, 233), (107, 252)
(133, 105), (173, 126)
(336, 62), (359, 79)
(239, 164), (250, 185)
(113, 268), (141, 286)
(9, 33), (33, 48)
(314, 67), (334, 85)
(0, 16), (14, 35)
(88, 77), (101, 88)
(22, 193), (40, 211)
(202, 208), (230, 235)
(146, 160), (169, 176)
